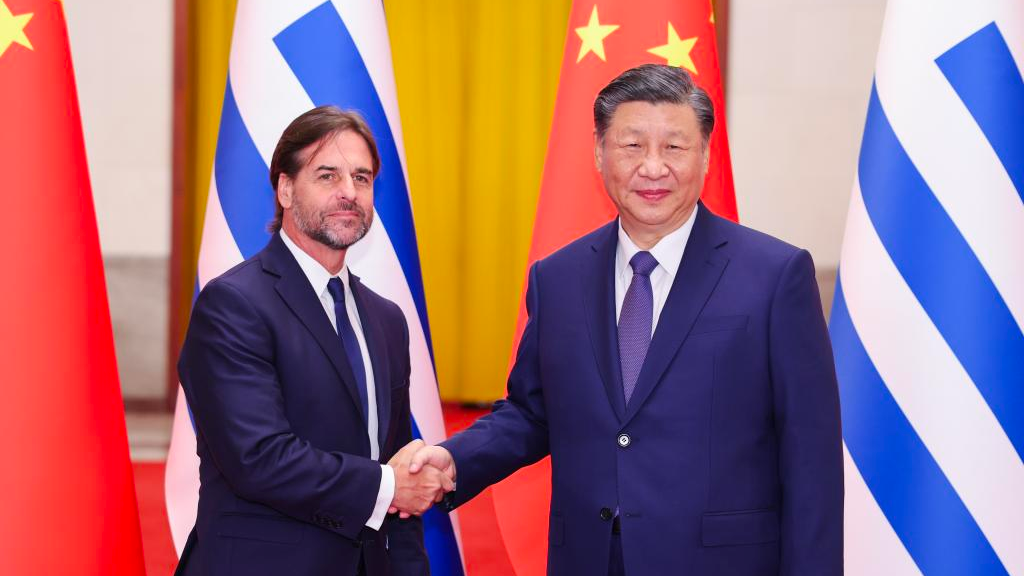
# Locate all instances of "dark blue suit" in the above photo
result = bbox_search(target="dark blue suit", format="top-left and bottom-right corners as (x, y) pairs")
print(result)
(176, 234), (428, 576)
(443, 206), (843, 575)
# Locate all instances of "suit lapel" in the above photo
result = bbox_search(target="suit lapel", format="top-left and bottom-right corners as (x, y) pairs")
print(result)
(581, 221), (626, 423)
(623, 207), (730, 425)
(263, 235), (367, 427)
(349, 273), (392, 450)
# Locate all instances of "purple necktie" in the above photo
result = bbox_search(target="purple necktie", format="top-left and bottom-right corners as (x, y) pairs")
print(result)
(618, 251), (658, 405)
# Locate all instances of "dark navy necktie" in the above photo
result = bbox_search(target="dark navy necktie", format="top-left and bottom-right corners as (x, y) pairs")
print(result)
(618, 251), (658, 405)
(326, 277), (369, 419)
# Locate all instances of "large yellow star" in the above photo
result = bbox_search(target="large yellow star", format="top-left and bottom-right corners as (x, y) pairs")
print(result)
(0, 0), (33, 59)
(647, 23), (698, 75)
(575, 5), (618, 63)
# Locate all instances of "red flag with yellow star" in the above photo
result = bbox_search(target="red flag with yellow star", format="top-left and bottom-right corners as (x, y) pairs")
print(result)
(491, 1), (737, 573)
(0, 1), (146, 573)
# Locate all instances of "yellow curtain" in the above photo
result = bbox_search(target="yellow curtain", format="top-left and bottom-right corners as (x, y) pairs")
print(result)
(170, 0), (237, 366)
(174, 0), (571, 403)
(183, 1), (237, 255)
(386, 0), (571, 403)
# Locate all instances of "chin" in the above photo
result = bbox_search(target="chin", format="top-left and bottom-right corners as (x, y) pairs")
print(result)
(630, 208), (673, 224)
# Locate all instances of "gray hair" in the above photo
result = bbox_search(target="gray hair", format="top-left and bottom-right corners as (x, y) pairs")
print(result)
(594, 64), (715, 149)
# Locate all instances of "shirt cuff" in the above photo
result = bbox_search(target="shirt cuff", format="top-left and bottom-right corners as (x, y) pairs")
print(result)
(366, 464), (395, 530)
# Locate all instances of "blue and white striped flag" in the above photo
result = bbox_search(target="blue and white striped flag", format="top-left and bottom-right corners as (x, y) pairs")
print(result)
(831, 0), (1023, 574)
(164, 2), (464, 572)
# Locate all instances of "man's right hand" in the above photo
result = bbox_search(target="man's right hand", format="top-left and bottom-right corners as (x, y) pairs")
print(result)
(388, 440), (455, 518)
(408, 444), (456, 480)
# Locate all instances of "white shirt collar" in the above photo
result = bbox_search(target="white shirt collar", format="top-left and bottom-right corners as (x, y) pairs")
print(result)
(279, 228), (351, 296)
(616, 204), (699, 279)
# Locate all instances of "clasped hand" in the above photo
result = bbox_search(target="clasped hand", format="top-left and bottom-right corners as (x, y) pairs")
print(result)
(387, 440), (457, 518)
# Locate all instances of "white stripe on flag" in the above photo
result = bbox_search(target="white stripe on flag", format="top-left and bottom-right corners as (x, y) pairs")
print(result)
(165, 387), (199, 554)
(197, 179), (244, 289)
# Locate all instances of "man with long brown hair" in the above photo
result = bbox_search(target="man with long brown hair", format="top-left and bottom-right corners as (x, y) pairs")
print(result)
(176, 106), (450, 576)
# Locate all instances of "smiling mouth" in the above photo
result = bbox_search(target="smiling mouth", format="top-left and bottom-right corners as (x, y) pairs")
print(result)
(634, 189), (671, 201)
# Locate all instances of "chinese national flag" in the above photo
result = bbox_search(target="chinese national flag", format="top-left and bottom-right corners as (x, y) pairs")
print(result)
(0, 1), (146, 574)
(492, 1), (737, 573)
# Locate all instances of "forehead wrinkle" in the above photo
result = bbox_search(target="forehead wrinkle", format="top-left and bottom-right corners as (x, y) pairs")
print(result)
(322, 132), (373, 175)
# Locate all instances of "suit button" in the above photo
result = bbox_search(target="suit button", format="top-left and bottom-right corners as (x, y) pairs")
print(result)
(599, 508), (613, 521)
(617, 433), (631, 448)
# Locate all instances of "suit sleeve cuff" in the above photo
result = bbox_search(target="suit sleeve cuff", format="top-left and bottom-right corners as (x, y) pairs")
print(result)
(366, 464), (395, 530)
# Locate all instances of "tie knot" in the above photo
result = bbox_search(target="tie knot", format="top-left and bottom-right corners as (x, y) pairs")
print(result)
(629, 251), (658, 277)
(326, 277), (345, 304)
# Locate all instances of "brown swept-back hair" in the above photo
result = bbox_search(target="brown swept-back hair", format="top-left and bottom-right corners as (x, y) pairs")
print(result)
(267, 106), (381, 233)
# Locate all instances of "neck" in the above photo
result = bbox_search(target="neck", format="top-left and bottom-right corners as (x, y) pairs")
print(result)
(621, 204), (695, 250)
(281, 220), (346, 275)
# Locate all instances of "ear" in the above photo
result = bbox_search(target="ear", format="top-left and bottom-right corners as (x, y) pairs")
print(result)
(593, 131), (604, 172)
(277, 173), (294, 209)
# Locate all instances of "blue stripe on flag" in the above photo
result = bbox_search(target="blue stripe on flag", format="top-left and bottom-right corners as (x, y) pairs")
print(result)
(274, 2), (435, 355)
(830, 280), (1008, 576)
(411, 417), (463, 576)
(858, 83), (1024, 459)
(214, 79), (275, 259)
(936, 22), (1024, 203)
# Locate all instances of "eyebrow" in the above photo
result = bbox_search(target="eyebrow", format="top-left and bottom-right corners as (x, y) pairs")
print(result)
(315, 165), (373, 175)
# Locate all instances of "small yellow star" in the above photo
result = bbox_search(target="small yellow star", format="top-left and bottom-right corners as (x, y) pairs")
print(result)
(0, 0), (33, 59)
(647, 23), (698, 75)
(575, 5), (619, 63)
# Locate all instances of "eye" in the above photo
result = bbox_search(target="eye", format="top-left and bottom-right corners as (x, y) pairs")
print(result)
(318, 172), (336, 181)
(354, 173), (371, 184)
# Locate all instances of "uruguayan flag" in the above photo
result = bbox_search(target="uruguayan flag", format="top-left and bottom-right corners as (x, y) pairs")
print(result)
(164, 2), (464, 572)
(832, 0), (1023, 574)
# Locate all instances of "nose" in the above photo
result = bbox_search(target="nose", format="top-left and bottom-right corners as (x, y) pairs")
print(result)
(335, 175), (358, 201)
(637, 149), (670, 179)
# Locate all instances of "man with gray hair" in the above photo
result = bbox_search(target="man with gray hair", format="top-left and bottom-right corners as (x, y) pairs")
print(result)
(407, 64), (844, 575)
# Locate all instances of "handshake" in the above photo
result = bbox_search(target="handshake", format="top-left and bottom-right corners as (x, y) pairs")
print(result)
(387, 440), (456, 518)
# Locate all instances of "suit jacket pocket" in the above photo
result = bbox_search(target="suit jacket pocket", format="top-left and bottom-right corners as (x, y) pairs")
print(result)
(701, 509), (778, 547)
(691, 314), (748, 335)
(218, 512), (304, 544)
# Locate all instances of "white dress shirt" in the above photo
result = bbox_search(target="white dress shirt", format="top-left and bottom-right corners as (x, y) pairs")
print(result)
(614, 204), (699, 333)
(281, 229), (394, 531)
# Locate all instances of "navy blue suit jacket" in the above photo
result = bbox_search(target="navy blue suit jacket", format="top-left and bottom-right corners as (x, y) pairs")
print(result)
(176, 233), (428, 576)
(443, 206), (843, 575)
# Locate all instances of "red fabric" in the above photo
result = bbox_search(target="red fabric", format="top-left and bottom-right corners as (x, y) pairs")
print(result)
(493, 2), (738, 574)
(0, 1), (145, 573)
